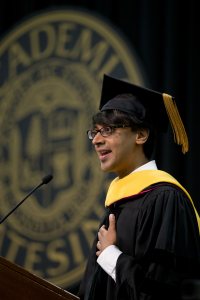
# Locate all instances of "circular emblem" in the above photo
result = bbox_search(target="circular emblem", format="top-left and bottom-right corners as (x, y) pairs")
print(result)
(0, 8), (145, 289)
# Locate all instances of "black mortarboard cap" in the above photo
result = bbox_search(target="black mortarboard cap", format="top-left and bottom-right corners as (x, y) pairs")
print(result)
(99, 74), (189, 154)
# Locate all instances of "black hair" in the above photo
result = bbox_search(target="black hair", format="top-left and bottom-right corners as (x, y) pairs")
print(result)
(92, 109), (157, 160)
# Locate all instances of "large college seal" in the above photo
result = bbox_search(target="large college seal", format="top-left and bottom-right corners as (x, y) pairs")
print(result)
(0, 8), (145, 290)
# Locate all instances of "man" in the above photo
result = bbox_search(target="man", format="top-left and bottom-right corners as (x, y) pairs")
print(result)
(78, 74), (200, 300)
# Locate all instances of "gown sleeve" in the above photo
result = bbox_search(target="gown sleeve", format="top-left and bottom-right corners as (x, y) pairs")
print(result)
(115, 185), (200, 300)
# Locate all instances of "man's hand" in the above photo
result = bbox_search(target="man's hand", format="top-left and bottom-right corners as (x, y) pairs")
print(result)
(96, 214), (117, 257)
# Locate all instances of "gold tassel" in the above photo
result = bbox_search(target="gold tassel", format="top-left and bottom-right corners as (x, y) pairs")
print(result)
(162, 93), (189, 154)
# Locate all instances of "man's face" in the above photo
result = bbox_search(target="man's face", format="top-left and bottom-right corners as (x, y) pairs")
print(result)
(92, 124), (142, 178)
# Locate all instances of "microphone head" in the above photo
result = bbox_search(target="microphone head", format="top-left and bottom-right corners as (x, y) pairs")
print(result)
(42, 174), (53, 184)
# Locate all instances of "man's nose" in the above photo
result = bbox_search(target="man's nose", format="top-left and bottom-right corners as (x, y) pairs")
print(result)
(92, 132), (104, 145)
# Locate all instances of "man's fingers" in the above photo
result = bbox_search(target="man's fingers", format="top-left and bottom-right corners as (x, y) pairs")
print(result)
(98, 214), (115, 235)
(96, 250), (101, 257)
(97, 240), (101, 250)
(108, 214), (115, 230)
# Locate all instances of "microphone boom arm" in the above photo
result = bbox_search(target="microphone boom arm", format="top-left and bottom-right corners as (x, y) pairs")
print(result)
(0, 174), (53, 224)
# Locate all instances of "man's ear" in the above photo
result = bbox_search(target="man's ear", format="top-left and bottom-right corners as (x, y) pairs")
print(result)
(135, 129), (149, 145)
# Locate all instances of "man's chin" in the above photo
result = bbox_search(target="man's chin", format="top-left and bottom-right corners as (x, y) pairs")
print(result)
(100, 162), (114, 173)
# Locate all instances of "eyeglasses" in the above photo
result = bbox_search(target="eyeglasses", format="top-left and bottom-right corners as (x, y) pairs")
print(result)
(87, 124), (130, 140)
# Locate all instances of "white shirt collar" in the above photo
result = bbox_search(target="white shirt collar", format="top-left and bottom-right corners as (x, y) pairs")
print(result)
(132, 160), (158, 173)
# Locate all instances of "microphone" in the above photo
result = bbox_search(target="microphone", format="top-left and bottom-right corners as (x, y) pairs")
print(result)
(41, 174), (53, 184)
(0, 174), (53, 224)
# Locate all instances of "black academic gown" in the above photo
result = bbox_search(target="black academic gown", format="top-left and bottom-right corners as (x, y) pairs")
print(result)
(78, 183), (200, 300)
